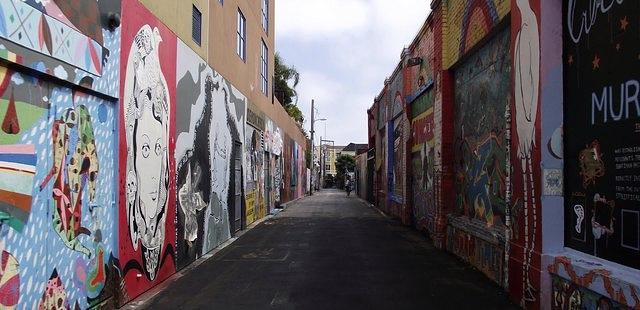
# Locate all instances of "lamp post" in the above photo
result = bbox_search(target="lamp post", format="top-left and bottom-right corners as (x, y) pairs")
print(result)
(310, 99), (326, 196)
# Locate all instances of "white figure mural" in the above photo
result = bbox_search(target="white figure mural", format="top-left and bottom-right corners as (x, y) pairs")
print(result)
(178, 163), (207, 243)
(514, 0), (540, 304)
(123, 24), (170, 280)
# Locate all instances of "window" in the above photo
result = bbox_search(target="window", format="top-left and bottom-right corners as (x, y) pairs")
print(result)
(261, 0), (269, 33)
(192, 5), (202, 45)
(260, 39), (268, 95)
(236, 9), (246, 61)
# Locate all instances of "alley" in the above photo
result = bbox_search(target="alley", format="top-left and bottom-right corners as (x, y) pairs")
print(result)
(143, 190), (516, 309)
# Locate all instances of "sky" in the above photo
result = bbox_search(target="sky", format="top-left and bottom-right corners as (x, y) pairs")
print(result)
(275, 0), (431, 147)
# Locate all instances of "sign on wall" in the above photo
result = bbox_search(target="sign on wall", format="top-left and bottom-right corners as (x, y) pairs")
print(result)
(563, 0), (640, 268)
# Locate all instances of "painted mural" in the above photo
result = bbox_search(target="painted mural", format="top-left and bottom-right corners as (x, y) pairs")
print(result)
(0, 0), (121, 98)
(510, 0), (542, 305)
(119, 0), (176, 301)
(0, 0), (103, 76)
(410, 90), (435, 233)
(174, 40), (245, 269)
(244, 123), (264, 225)
(551, 275), (629, 310)
(0, 0), (121, 308)
(447, 223), (505, 284)
(443, 0), (511, 69)
(0, 71), (119, 309)
(548, 256), (640, 309)
(386, 67), (406, 220)
(563, 0), (640, 270)
(453, 27), (510, 227)
(265, 118), (283, 207)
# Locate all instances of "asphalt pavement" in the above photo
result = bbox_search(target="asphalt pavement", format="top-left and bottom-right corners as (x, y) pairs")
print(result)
(142, 189), (517, 310)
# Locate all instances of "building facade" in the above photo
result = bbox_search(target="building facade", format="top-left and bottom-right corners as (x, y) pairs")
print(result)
(0, 0), (307, 308)
(367, 0), (640, 308)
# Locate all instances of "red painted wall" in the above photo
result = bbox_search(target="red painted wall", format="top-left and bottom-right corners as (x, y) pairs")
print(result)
(509, 0), (542, 307)
(118, 0), (177, 303)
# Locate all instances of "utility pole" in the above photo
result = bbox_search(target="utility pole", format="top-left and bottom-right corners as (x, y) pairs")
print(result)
(320, 136), (323, 190)
(310, 99), (315, 195)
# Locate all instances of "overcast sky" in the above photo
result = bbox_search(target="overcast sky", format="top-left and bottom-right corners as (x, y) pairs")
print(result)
(275, 0), (431, 146)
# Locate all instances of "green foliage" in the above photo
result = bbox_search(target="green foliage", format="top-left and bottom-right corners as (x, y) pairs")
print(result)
(335, 154), (356, 175)
(284, 103), (304, 125)
(274, 53), (305, 125)
(335, 154), (355, 189)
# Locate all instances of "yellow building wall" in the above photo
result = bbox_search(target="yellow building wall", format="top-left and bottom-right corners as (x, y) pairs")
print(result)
(137, 0), (210, 60)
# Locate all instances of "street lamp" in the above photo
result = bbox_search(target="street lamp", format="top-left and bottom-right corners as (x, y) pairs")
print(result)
(310, 99), (327, 195)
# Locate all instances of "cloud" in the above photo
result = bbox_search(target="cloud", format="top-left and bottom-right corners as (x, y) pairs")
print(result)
(276, 0), (368, 40)
(276, 0), (431, 145)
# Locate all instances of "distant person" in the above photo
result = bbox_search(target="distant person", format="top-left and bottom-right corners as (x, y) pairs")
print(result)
(345, 177), (352, 197)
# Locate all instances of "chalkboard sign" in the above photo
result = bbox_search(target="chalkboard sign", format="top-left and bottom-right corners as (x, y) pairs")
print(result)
(563, 0), (640, 268)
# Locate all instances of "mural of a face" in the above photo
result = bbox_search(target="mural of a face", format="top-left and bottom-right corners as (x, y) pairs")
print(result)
(124, 24), (170, 280)
(135, 101), (166, 220)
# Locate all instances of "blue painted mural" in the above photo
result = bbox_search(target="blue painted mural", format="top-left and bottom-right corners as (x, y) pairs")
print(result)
(0, 0), (121, 308)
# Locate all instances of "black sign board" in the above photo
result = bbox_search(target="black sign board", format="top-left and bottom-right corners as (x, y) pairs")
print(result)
(563, 0), (640, 268)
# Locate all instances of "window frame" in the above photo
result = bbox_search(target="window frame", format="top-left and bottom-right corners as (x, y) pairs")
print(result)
(192, 4), (202, 46)
(236, 9), (246, 61)
(261, 0), (269, 33)
(260, 39), (268, 95)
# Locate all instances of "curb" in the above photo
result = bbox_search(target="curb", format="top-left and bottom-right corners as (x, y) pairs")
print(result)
(355, 196), (388, 218)
(120, 194), (309, 309)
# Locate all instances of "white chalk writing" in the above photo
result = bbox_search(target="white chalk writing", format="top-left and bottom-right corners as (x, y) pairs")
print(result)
(568, 0), (624, 44)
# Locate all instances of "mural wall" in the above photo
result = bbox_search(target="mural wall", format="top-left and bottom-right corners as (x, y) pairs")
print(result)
(410, 90), (435, 233)
(118, 0), (176, 301)
(563, 0), (640, 270)
(510, 0), (542, 306)
(265, 118), (284, 208)
(0, 0), (121, 308)
(245, 116), (265, 225)
(0, 0), (309, 307)
(387, 70), (408, 222)
(408, 22), (437, 234)
(551, 275), (627, 310)
(453, 27), (510, 227)
(174, 40), (245, 269)
(443, 0), (510, 69)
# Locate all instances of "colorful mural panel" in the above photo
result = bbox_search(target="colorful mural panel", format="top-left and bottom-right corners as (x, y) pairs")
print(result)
(0, 0), (103, 76)
(563, 0), (640, 270)
(443, 0), (510, 68)
(0, 0), (121, 98)
(453, 27), (510, 227)
(119, 0), (176, 301)
(0, 0), (120, 306)
(0, 69), (119, 308)
(551, 275), (629, 310)
(245, 123), (265, 225)
(447, 222), (504, 285)
(411, 96), (435, 232)
(0, 144), (36, 232)
(510, 0), (542, 305)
